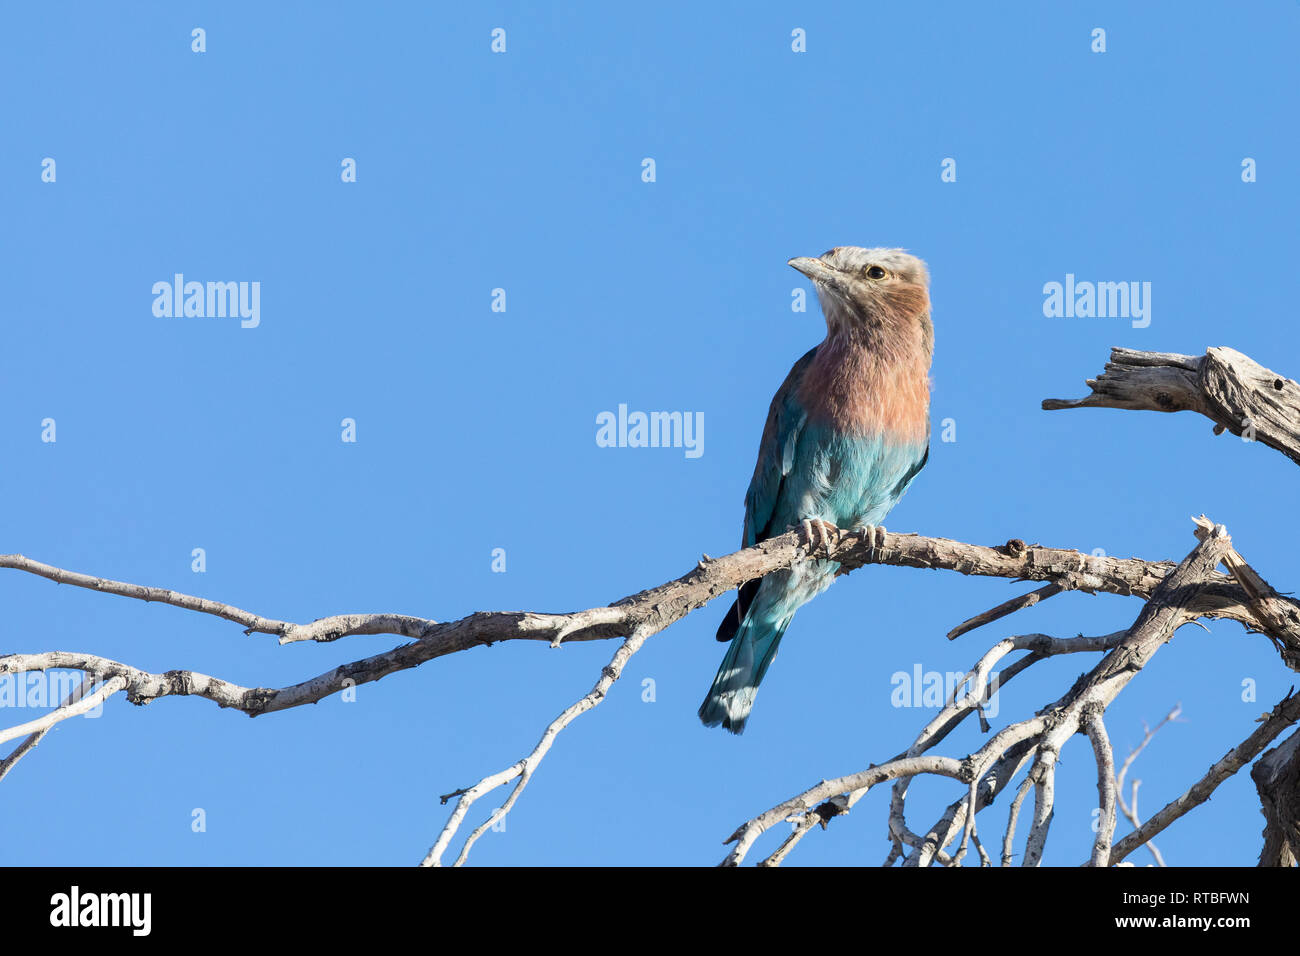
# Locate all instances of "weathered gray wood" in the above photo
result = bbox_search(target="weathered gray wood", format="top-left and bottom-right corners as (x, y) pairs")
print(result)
(1044, 346), (1300, 466)
(1112, 689), (1300, 865)
(7, 344), (1300, 866)
(1251, 724), (1300, 867)
(5, 516), (1299, 721)
(725, 525), (1235, 866)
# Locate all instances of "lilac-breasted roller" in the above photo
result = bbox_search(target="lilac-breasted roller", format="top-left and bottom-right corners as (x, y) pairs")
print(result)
(699, 247), (933, 734)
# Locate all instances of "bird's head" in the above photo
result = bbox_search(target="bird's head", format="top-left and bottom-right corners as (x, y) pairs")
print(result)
(788, 247), (932, 353)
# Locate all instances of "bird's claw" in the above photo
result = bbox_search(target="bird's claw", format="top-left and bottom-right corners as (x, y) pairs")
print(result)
(854, 525), (886, 561)
(799, 518), (840, 558)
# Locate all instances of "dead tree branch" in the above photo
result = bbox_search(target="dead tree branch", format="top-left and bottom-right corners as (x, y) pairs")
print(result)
(6, 516), (1297, 866)
(1043, 346), (1300, 466)
(1110, 689), (1300, 864)
(1114, 704), (1183, 867)
(720, 346), (1300, 867)
(5, 344), (1299, 866)
(1251, 725), (1300, 867)
(723, 518), (1298, 866)
(7, 520), (1295, 724)
(422, 624), (655, 867)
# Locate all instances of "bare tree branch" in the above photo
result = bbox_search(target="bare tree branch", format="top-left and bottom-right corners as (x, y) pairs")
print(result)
(7, 518), (1295, 727)
(1022, 750), (1058, 867)
(1110, 689), (1300, 864)
(914, 523), (1231, 868)
(422, 623), (656, 867)
(1001, 769), (1037, 867)
(1252, 726), (1300, 867)
(947, 583), (1064, 641)
(1043, 346), (1300, 467)
(0, 676), (126, 749)
(0, 553), (430, 643)
(0, 675), (110, 782)
(1084, 707), (1117, 867)
(5, 347), (1300, 866)
(1114, 704), (1182, 867)
(757, 632), (1128, 868)
(5, 510), (1295, 869)
(727, 520), (1233, 867)
(721, 754), (971, 866)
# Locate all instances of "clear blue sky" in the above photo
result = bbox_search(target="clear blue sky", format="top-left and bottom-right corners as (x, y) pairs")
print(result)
(2, 2), (1297, 866)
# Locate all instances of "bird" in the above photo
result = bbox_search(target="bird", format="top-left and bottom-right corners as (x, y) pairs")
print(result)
(698, 247), (934, 734)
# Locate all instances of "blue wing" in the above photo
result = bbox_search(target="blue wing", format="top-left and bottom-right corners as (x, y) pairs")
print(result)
(716, 346), (815, 643)
(742, 346), (816, 547)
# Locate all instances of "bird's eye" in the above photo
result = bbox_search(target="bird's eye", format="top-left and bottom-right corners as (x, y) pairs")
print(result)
(865, 265), (888, 280)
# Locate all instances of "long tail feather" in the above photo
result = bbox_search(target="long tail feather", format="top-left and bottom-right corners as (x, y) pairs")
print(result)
(698, 611), (792, 734)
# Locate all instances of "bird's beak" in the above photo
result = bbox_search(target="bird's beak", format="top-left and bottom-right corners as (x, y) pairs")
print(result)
(788, 256), (847, 293)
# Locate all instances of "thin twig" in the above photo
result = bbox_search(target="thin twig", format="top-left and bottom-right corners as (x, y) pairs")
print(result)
(1110, 689), (1300, 864)
(0, 676), (126, 748)
(422, 624), (655, 867)
(947, 583), (1065, 640)
(0, 675), (103, 781)
(1114, 704), (1182, 866)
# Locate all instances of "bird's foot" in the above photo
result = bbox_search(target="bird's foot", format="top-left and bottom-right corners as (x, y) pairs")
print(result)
(854, 525), (887, 561)
(798, 518), (840, 559)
